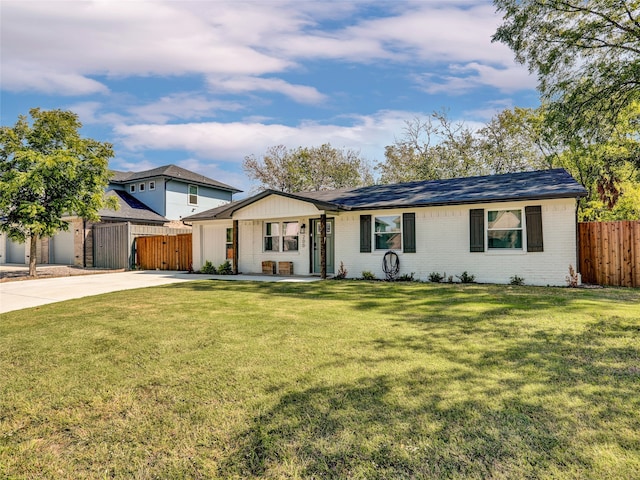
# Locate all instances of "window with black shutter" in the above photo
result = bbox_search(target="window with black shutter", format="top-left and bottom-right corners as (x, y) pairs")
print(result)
(470, 209), (484, 252)
(525, 205), (544, 252)
(360, 215), (372, 252)
(403, 212), (416, 253)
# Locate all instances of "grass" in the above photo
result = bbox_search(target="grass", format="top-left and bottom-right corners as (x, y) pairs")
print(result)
(1, 281), (639, 479)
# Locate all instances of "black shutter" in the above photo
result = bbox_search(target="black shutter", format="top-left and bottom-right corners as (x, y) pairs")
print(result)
(526, 205), (544, 252)
(470, 209), (484, 252)
(403, 212), (416, 253)
(360, 215), (372, 252)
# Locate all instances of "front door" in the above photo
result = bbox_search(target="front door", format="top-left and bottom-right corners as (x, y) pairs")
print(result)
(311, 218), (334, 274)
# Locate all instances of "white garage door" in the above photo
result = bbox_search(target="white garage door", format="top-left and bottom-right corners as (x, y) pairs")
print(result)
(50, 229), (75, 265)
(6, 238), (26, 264)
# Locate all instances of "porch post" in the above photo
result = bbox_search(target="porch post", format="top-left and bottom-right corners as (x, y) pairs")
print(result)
(232, 219), (239, 274)
(320, 214), (327, 279)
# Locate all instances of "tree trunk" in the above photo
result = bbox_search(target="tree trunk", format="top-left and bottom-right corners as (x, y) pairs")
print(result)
(29, 235), (38, 278)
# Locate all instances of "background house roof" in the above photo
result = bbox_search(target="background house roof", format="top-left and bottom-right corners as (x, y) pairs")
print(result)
(110, 164), (242, 193)
(98, 190), (168, 224)
(184, 169), (587, 221)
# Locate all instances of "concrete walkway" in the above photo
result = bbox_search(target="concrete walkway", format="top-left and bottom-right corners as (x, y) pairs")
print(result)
(0, 270), (320, 314)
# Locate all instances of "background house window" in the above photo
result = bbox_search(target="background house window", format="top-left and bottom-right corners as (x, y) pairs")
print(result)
(226, 227), (233, 259)
(374, 215), (401, 250)
(188, 185), (198, 205)
(139, 183), (145, 192)
(487, 210), (523, 249)
(264, 222), (280, 251)
(148, 181), (156, 190)
(129, 184), (136, 193)
(283, 222), (299, 251)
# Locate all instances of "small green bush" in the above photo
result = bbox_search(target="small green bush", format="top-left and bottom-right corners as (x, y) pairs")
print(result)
(361, 271), (376, 280)
(396, 272), (416, 282)
(217, 260), (233, 275)
(510, 275), (525, 286)
(456, 271), (476, 283)
(428, 272), (444, 283)
(200, 261), (217, 274)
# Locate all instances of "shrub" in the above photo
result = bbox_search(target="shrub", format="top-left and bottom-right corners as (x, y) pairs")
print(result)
(428, 272), (444, 283)
(566, 264), (579, 287)
(456, 271), (476, 283)
(510, 275), (525, 286)
(200, 261), (217, 274)
(333, 261), (348, 280)
(217, 260), (233, 275)
(361, 270), (376, 280)
(396, 272), (416, 282)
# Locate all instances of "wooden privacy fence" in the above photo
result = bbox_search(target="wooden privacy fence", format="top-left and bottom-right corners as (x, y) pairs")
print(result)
(136, 233), (192, 271)
(579, 221), (640, 287)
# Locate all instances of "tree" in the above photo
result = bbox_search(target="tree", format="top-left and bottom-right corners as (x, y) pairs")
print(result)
(243, 143), (373, 193)
(493, 0), (640, 143)
(0, 108), (116, 277)
(378, 109), (552, 183)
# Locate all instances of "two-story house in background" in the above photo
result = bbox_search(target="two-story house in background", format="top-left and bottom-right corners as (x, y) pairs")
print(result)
(0, 165), (241, 269)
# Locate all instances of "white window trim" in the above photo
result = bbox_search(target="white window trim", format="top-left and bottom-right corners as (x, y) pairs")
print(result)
(148, 181), (156, 191)
(373, 214), (403, 252)
(130, 184), (136, 193)
(139, 182), (145, 192)
(486, 208), (526, 253)
(263, 221), (300, 253)
(188, 184), (198, 205)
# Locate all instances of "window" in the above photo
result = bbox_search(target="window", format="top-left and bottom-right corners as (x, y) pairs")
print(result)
(263, 221), (300, 252)
(283, 222), (299, 251)
(139, 182), (145, 192)
(374, 215), (401, 250)
(487, 209), (523, 249)
(264, 222), (280, 251)
(129, 184), (136, 193)
(226, 227), (233, 259)
(149, 181), (156, 191)
(188, 185), (198, 205)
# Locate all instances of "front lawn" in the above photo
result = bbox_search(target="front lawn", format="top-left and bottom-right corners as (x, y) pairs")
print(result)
(1, 281), (639, 479)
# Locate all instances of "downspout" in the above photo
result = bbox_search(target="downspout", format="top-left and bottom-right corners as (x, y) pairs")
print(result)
(83, 219), (87, 268)
(575, 196), (581, 275)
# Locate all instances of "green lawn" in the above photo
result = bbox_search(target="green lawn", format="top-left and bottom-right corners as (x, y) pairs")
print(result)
(1, 281), (639, 479)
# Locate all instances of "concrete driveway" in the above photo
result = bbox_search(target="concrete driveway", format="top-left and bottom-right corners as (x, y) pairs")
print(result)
(1, 270), (319, 314)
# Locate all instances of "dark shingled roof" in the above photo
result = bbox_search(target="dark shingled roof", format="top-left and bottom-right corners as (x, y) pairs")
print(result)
(110, 165), (241, 193)
(99, 190), (168, 224)
(183, 169), (587, 221)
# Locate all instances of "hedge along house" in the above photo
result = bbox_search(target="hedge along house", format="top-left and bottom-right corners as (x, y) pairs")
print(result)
(184, 169), (588, 286)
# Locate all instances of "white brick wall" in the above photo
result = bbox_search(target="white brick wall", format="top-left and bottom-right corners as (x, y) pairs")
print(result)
(192, 197), (579, 285)
(334, 198), (578, 286)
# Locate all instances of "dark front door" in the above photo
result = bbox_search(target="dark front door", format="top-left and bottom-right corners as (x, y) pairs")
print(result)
(311, 218), (334, 274)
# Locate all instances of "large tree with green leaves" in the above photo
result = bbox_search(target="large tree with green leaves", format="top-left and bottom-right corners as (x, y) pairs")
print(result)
(0, 108), (116, 277)
(493, 0), (640, 143)
(243, 143), (373, 193)
(378, 109), (551, 184)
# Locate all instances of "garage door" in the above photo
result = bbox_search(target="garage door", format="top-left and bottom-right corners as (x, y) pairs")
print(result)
(6, 238), (26, 264)
(50, 229), (75, 265)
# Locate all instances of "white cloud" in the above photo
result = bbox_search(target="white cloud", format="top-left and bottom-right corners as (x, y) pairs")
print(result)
(114, 110), (415, 165)
(127, 93), (244, 124)
(414, 61), (536, 94)
(1, 0), (530, 97)
(208, 76), (327, 104)
(2, 64), (108, 95)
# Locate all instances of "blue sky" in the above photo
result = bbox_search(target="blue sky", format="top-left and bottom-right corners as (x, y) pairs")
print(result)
(1, 0), (540, 196)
